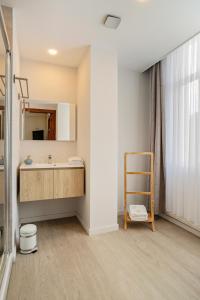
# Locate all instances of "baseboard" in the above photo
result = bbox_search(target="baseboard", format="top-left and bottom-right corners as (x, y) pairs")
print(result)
(160, 213), (200, 238)
(76, 212), (119, 236)
(75, 212), (89, 234)
(88, 223), (119, 236)
(20, 211), (76, 224)
(0, 254), (13, 300)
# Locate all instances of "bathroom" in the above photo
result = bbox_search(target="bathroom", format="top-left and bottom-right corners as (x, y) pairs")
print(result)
(0, 3), (127, 261)
(1, 1), (200, 299)
(0, 1), (149, 278)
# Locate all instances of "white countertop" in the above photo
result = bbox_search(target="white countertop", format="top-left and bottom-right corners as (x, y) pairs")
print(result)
(20, 162), (84, 170)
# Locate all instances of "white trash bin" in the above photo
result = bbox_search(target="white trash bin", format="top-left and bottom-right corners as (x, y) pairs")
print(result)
(20, 224), (38, 254)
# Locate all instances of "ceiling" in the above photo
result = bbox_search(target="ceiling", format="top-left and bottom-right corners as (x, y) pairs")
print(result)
(2, 0), (200, 71)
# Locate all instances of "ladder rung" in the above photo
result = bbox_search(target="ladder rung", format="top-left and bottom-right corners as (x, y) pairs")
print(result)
(126, 191), (151, 195)
(125, 152), (153, 156)
(126, 171), (151, 175)
(127, 212), (153, 223)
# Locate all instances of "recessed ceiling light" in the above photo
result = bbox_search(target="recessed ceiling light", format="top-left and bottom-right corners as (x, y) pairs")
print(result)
(48, 49), (58, 56)
(104, 15), (121, 29)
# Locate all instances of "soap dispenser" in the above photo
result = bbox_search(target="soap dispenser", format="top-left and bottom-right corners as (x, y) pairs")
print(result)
(24, 155), (33, 165)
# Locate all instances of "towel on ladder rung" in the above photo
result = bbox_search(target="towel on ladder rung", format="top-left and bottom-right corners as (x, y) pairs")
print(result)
(129, 205), (148, 221)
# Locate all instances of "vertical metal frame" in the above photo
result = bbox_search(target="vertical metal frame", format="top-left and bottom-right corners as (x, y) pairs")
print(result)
(5, 49), (12, 254)
(0, 5), (12, 284)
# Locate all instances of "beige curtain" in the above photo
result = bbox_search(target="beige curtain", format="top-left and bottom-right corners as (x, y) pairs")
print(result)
(149, 62), (165, 214)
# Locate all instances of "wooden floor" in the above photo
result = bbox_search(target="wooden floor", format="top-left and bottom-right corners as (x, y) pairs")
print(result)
(7, 217), (200, 300)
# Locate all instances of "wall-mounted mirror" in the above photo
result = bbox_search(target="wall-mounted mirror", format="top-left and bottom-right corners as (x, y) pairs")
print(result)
(21, 100), (76, 141)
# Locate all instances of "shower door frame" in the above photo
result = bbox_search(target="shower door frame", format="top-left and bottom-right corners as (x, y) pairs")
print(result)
(0, 6), (13, 286)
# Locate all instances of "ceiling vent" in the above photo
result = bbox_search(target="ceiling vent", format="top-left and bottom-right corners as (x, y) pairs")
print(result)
(104, 15), (121, 29)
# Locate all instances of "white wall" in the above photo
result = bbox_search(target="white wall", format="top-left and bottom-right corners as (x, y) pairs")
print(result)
(118, 67), (150, 213)
(76, 49), (91, 232)
(77, 47), (119, 235)
(19, 60), (78, 222)
(20, 59), (77, 101)
(19, 198), (77, 223)
(89, 47), (118, 234)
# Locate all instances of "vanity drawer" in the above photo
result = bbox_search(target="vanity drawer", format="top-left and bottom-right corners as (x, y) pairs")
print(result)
(20, 169), (54, 202)
(54, 168), (84, 199)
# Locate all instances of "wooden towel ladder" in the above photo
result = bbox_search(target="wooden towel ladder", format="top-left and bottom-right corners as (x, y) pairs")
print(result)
(124, 152), (155, 232)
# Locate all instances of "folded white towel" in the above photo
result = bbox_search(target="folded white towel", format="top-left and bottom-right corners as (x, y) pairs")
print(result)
(68, 156), (83, 163)
(129, 205), (148, 221)
(130, 215), (148, 221)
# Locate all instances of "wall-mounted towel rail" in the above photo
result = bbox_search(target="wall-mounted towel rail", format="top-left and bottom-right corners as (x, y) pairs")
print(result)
(0, 75), (5, 97)
(0, 74), (29, 100)
(13, 75), (29, 99)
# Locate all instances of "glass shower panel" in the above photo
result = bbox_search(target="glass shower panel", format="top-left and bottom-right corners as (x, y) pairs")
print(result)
(0, 19), (6, 272)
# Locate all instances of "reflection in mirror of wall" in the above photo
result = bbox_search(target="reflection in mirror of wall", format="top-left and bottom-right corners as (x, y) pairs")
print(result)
(22, 100), (76, 141)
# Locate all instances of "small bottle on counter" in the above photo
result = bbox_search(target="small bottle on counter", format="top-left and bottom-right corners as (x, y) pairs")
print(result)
(24, 155), (33, 165)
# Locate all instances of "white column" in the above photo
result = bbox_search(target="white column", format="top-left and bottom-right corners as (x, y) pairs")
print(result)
(89, 46), (118, 234)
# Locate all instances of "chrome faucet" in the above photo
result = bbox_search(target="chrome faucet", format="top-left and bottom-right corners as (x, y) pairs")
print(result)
(48, 154), (52, 164)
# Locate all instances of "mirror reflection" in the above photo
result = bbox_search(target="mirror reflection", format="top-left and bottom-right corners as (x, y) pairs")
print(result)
(22, 100), (76, 141)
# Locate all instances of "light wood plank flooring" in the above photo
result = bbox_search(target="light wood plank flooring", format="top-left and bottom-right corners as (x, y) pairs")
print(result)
(7, 217), (200, 300)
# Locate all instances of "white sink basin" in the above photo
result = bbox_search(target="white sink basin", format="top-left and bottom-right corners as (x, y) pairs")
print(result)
(51, 162), (84, 168)
(20, 162), (84, 170)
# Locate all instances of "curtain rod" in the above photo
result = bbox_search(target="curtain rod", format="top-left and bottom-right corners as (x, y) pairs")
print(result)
(144, 30), (200, 72)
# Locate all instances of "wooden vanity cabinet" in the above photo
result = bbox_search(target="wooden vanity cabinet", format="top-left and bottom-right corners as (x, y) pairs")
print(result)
(20, 169), (54, 202)
(20, 167), (84, 202)
(54, 168), (84, 199)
